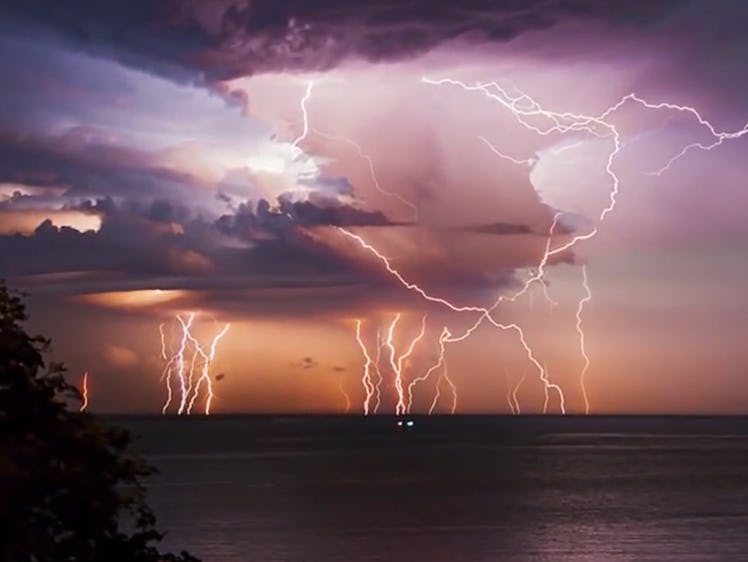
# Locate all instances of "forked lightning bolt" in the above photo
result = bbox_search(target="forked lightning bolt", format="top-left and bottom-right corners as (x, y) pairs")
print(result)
(407, 326), (449, 414)
(310, 127), (419, 221)
(385, 313), (428, 415)
(511, 372), (526, 415)
(354, 319), (376, 415)
(339, 221), (567, 413)
(290, 73), (746, 415)
(159, 314), (230, 415)
(355, 314), (435, 414)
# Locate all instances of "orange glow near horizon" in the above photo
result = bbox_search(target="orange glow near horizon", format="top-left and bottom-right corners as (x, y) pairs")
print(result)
(76, 289), (188, 310)
(0, 210), (102, 234)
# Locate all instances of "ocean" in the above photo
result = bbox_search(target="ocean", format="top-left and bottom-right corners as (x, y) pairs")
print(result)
(114, 416), (748, 562)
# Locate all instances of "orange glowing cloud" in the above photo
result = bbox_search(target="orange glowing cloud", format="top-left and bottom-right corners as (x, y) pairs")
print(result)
(76, 289), (188, 309)
(0, 210), (102, 234)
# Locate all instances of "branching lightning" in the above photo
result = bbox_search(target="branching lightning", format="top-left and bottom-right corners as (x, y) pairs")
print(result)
(354, 319), (376, 415)
(407, 327), (449, 414)
(283, 70), (747, 416)
(339, 218), (567, 414)
(310, 127), (419, 221)
(159, 314), (230, 415)
(511, 372), (526, 415)
(354, 314), (434, 414)
(385, 313), (428, 415)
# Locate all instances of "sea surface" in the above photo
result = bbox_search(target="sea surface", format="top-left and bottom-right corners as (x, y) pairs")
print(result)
(113, 415), (748, 562)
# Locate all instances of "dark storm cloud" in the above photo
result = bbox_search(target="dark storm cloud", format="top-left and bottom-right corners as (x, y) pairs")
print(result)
(214, 196), (399, 240)
(0, 129), (204, 201)
(459, 222), (534, 236)
(0, 216), (209, 278)
(0, 0), (682, 82)
(0, 192), (372, 296)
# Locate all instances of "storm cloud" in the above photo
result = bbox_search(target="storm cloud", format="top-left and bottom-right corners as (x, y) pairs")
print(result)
(0, 0), (683, 82)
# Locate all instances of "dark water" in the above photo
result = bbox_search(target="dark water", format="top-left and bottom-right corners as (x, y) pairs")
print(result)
(114, 416), (748, 562)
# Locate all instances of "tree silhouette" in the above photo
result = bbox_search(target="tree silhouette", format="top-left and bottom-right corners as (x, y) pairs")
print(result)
(0, 283), (200, 562)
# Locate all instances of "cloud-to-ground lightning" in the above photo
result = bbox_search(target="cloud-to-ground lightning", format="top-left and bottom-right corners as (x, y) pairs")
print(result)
(159, 314), (230, 415)
(428, 363), (458, 415)
(372, 329), (385, 413)
(354, 314), (434, 414)
(576, 264), (592, 414)
(385, 313), (428, 415)
(337, 374), (352, 413)
(339, 218), (567, 413)
(354, 319), (376, 415)
(79, 371), (89, 412)
(511, 372), (526, 415)
(280, 70), (748, 416)
(337, 74), (746, 414)
(504, 367), (517, 414)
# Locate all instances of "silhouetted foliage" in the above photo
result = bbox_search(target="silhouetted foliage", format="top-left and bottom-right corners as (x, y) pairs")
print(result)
(0, 282), (199, 562)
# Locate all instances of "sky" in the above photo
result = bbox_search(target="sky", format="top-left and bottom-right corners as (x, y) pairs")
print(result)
(1, 0), (748, 414)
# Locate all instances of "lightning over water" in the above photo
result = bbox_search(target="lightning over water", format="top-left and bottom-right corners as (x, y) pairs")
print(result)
(159, 314), (230, 416)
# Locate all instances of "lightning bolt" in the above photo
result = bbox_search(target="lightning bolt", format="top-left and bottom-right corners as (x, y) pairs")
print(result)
(310, 127), (419, 221)
(354, 319), (376, 415)
(480, 136), (536, 167)
(384, 313), (428, 415)
(159, 314), (230, 415)
(372, 329), (384, 413)
(79, 371), (89, 412)
(597, 94), (748, 176)
(428, 363), (458, 415)
(504, 367), (516, 414)
(187, 323), (230, 415)
(339, 217), (567, 413)
(355, 315), (432, 414)
(337, 374), (352, 413)
(288, 74), (746, 415)
(511, 372), (526, 415)
(407, 326), (448, 413)
(576, 264), (593, 414)
(290, 81), (314, 156)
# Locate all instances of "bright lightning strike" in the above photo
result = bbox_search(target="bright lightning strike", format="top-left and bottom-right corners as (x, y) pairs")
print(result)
(576, 264), (593, 414)
(290, 81), (314, 156)
(159, 314), (230, 415)
(354, 314), (432, 414)
(354, 319), (376, 415)
(407, 326), (448, 414)
(289, 73), (745, 415)
(385, 313), (428, 415)
(339, 218), (567, 414)
(79, 371), (89, 412)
